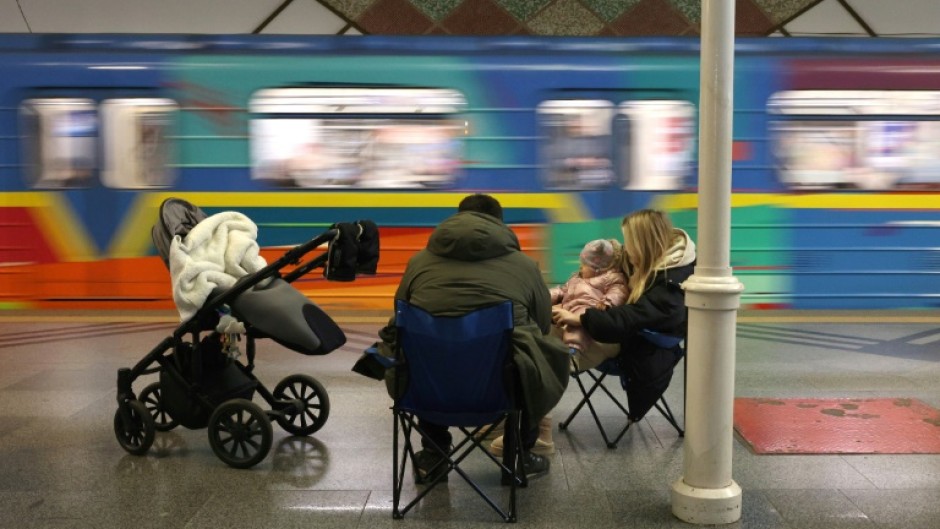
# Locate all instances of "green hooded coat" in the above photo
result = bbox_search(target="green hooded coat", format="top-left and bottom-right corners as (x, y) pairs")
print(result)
(378, 211), (570, 431)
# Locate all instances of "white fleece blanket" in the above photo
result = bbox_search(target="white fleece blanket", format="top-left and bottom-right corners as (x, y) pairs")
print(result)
(169, 211), (268, 321)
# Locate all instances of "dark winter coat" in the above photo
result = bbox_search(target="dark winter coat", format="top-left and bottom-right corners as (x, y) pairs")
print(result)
(378, 211), (570, 431)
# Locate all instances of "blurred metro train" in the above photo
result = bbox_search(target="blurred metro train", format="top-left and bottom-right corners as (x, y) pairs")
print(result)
(2, 34), (939, 313)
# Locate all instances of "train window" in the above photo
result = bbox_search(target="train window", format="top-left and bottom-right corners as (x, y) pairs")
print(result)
(538, 100), (614, 189)
(248, 88), (466, 188)
(100, 99), (178, 188)
(616, 101), (694, 190)
(770, 90), (940, 190)
(19, 99), (97, 189)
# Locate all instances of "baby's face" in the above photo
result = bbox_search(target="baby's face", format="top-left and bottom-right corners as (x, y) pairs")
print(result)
(580, 263), (598, 278)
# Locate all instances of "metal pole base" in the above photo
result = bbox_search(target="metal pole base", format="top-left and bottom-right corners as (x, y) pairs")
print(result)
(671, 478), (742, 525)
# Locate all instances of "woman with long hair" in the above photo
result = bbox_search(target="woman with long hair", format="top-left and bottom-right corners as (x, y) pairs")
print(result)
(551, 208), (696, 422)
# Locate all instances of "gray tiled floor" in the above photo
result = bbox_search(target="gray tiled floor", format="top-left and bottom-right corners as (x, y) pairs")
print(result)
(0, 317), (938, 528)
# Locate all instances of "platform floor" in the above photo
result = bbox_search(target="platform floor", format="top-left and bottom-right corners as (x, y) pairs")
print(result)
(0, 314), (938, 529)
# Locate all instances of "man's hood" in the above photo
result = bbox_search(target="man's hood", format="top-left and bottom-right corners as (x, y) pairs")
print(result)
(426, 211), (520, 261)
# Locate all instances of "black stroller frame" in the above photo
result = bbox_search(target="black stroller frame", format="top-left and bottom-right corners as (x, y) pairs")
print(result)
(115, 201), (371, 469)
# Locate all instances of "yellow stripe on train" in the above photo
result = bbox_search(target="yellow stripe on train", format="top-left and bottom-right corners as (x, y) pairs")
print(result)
(108, 191), (591, 258)
(6, 191), (940, 261)
(7, 192), (97, 261)
(657, 193), (940, 210)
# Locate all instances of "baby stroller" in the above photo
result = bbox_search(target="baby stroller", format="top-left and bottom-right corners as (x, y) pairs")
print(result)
(114, 197), (378, 469)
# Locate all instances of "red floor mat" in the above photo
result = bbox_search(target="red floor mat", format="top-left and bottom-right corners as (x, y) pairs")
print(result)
(733, 398), (940, 454)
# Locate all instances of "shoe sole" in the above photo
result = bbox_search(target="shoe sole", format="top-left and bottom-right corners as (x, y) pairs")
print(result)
(499, 464), (549, 486)
(524, 466), (550, 480)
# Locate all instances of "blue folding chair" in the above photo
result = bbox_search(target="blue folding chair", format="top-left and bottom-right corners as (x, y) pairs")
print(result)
(559, 329), (685, 448)
(391, 300), (524, 523)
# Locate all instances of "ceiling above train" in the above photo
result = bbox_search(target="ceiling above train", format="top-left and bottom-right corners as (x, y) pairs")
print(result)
(0, 0), (938, 37)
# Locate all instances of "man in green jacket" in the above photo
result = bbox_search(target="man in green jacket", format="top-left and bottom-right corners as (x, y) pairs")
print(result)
(377, 194), (570, 482)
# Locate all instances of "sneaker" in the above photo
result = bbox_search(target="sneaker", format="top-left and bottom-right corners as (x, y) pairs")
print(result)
(500, 450), (551, 486)
(522, 451), (550, 479)
(413, 449), (449, 484)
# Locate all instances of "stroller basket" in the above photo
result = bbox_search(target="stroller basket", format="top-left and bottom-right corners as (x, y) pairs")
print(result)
(159, 338), (257, 429)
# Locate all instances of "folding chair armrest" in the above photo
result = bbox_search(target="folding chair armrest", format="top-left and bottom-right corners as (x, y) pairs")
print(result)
(365, 345), (399, 368)
(351, 345), (400, 381)
(638, 329), (683, 349)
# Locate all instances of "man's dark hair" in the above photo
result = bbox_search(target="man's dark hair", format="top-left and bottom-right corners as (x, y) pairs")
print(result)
(458, 193), (503, 221)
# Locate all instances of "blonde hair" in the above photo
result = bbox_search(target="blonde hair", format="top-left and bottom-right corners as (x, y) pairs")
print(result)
(621, 209), (674, 304)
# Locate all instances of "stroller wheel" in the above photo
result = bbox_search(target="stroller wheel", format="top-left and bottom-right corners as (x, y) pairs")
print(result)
(208, 399), (273, 469)
(114, 400), (156, 456)
(273, 374), (330, 436)
(140, 382), (179, 432)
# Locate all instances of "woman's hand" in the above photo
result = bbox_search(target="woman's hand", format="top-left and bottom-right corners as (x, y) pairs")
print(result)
(551, 307), (579, 327)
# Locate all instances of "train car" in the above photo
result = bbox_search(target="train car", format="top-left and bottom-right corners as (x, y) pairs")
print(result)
(1, 34), (939, 314)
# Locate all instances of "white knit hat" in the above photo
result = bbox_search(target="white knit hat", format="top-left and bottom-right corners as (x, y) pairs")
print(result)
(579, 239), (617, 270)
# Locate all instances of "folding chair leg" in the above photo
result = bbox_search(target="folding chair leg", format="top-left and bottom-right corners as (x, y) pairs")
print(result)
(558, 369), (596, 430)
(498, 409), (521, 522)
(559, 369), (631, 448)
(654, 396), (684, 437)
(561, 350), (687, 447)
(393, 414), (448, 518)
(392, 411), (406, 519)
(608, 419), (635, 448)
(394, 410), (520, 523)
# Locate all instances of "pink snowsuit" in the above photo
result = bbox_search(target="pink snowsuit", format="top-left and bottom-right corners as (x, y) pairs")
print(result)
(549, 269), (628, 352)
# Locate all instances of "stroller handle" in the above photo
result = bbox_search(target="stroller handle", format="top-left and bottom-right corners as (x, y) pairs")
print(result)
(281, 229), (338, 266)
(174, 228), (338, 338)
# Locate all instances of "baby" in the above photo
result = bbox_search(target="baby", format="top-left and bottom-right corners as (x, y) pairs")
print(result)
(549, 239), (628, 356)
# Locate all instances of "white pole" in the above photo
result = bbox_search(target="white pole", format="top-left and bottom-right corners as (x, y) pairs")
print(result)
(670, 0), (743, 525)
